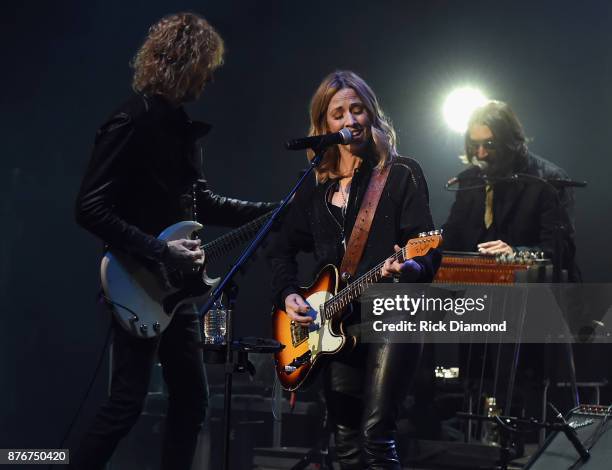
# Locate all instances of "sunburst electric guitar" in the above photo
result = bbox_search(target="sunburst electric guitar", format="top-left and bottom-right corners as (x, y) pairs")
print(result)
(272, 231), (442, 391)
(100, 211), (272, 339)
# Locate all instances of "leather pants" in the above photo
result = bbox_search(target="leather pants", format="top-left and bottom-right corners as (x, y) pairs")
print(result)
(324, 341), (421, 469)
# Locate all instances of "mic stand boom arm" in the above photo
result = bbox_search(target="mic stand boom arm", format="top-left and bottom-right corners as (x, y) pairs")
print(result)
(198, 150), (324, 317)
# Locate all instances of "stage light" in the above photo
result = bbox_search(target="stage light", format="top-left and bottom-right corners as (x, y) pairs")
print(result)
(443, 87), (487, 133)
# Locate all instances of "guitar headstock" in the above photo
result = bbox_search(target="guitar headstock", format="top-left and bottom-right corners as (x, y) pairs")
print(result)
(404, 230), (443, 259)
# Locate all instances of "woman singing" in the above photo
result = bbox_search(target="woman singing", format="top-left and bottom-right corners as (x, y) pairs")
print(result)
(268, 70), (440, 469)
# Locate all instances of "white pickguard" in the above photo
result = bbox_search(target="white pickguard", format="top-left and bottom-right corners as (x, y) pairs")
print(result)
(304, 290), (344, 358)
(100, 221), (205, 339)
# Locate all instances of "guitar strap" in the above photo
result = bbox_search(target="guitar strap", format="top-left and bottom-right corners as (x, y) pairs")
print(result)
(339, 163), (391, 281)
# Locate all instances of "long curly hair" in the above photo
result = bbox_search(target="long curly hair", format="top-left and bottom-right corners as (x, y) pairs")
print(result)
(132, 12), (224, 103)
(307, 71), (398, 182)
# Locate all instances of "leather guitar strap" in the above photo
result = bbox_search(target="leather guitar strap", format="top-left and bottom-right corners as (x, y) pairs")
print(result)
(339, 164), (391, 281)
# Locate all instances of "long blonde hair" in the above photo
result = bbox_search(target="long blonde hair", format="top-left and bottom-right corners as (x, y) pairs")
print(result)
(131, 12), (224, 104)
(307, 71), (398, 182)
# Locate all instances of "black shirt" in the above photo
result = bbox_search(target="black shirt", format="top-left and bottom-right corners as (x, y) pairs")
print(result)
(267, 156), (441, 308)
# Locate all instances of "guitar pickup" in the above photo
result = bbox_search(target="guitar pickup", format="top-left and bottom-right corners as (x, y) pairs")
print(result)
(284, 351), (312, 374)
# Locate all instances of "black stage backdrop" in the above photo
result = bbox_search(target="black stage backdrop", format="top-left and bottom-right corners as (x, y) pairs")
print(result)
(1, 0), (611, 448)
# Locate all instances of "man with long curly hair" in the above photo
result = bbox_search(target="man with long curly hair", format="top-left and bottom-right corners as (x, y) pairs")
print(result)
(72, 12), (276, 469)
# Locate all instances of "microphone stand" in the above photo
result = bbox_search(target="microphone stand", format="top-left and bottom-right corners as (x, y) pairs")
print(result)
(198, 150), (326, 470)
(510, 173), (584, 408)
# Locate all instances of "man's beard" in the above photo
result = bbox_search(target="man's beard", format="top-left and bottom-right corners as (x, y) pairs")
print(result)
(471, 152), (515, 178)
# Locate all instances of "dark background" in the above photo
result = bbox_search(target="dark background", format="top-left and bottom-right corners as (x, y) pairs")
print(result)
(1, 0), (611, 448)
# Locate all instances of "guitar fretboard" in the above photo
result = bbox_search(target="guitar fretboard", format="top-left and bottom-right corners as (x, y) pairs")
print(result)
(202, 211), (273, 262)
(322, 247), (406, 319)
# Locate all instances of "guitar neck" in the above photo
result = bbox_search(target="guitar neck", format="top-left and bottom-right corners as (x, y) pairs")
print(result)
(202, 211), (273, 262)
(323, 248), (406, 318)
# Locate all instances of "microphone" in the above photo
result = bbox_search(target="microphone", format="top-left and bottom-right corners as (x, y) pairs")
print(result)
(445, 175), (486, 189)
(285, 128), (353, 151)
(446, 177), (459, 187)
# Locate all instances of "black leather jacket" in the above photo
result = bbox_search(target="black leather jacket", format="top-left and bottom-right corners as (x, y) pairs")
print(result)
(75, 93), (275, 260)
(267, 156), (441, 308)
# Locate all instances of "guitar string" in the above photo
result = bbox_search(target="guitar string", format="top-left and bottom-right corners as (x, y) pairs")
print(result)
(323, 247), (406, 320)
(322, 237), (438, 319)
(203, 211), (271, 251)
(199, 212), (272, 260)
(203, 215), (268, 253)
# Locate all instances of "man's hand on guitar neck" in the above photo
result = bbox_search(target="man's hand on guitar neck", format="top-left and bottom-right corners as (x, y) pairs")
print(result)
(381, 244), (422, 281)
(163, 239), (205, 269)
(284, 293), (314, 326)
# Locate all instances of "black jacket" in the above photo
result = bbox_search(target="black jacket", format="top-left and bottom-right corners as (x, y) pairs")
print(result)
(267, 156), (441, 308)
(75, 93), (275, 260)
(442, 152), (576, 269)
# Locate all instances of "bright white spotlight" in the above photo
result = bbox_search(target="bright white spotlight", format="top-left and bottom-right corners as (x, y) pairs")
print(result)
(443, 87), (487, 133)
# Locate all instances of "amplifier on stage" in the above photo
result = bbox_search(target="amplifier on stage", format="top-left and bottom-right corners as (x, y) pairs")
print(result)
(527, 404), (612, 469)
